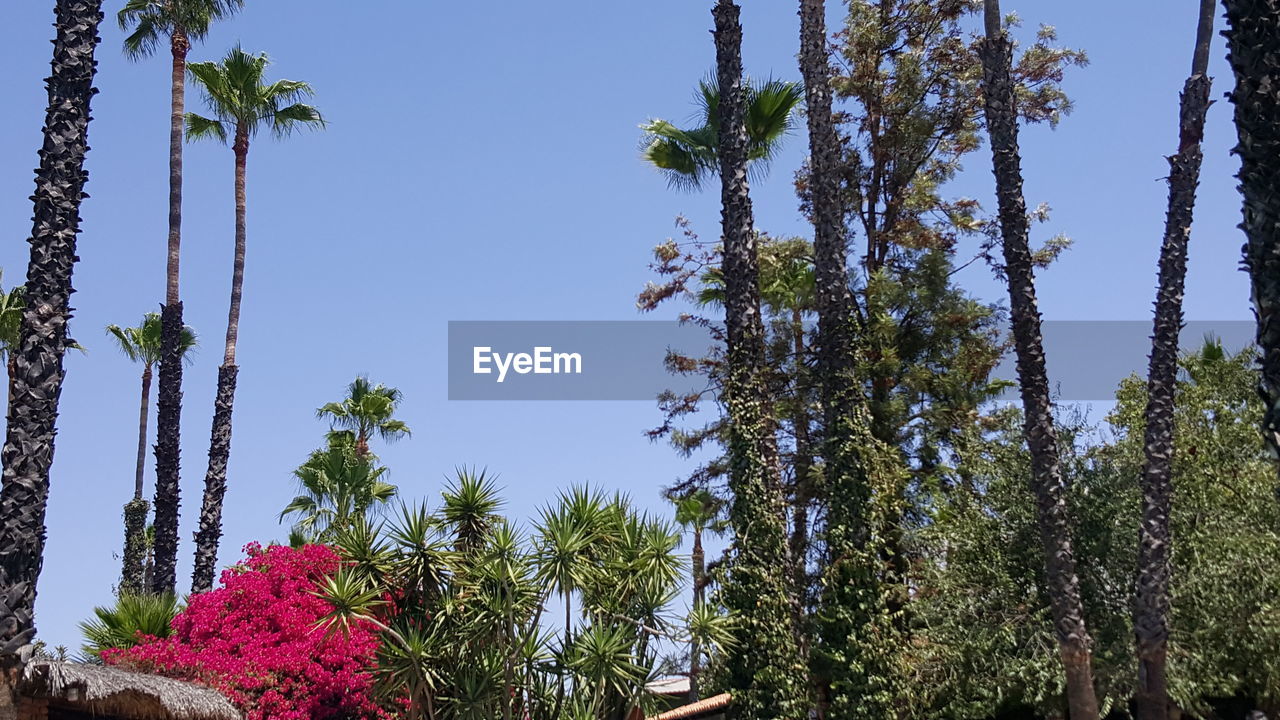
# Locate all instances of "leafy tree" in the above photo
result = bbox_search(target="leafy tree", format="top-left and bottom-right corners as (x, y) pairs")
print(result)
(185, 46), (325, 594)
(1133, 2), (1217, 717)
(641, 77), (803, 190)
(118, 0), (245, 598)
(0, 4), (105, 718)
(1221, 0), (1280, 474)
(279, 432), (396, 543)
(106, 314), (197, 595)
(316, 376), (411, 459)
(320, 483), (685, 720)
(79, 592), (179, 659)
(977, 3), (1099, 717)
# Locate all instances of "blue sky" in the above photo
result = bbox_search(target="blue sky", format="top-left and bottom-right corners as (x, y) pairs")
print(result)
(0, 1), (1252, 650)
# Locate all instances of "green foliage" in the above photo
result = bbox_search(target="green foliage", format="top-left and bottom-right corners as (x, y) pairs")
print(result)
(186, 46), (324, 144)
(319, 481), (687, 720)
(105, 312), (198, 368)
(117, 0), (245, 59)
(640, 76), (803, 190)
(911, 347), (1280, 717)
(80, 592), (180, 660)
(316, 375), (411, 457)
(280, 432), (396, 542)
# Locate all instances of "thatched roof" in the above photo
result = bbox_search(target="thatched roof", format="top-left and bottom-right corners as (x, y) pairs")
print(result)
(21, 661), (240, 720)
(646, 692), (731, 720)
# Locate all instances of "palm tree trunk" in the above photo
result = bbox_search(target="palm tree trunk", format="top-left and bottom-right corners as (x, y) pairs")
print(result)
(978, 5), (1099, 719)
(151, 28), (191, 597)
(1222, 0), (1280, 479)
(0, 1), (103, 714)
(712, 4), (804, 719)
(191, 131), (248, 594)
(1135, 4), (1215, 719)
(787, 308), (812, 636)
(688, 527), (706, 701)
(122, 364), (153, 595)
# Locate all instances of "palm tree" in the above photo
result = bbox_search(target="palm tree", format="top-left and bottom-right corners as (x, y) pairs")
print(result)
(279, 433), (396, 542)
(709, 3), (806, 719)
(441, 468), (504, 553)
(106, 314), (197, 596)
(1134, 3), (1216, 718)
(672, 490), (726, 701)
(640, 77), (802, 191)
(185, 47), (325, 594)
(118, 0), (244, 598)
(0, 2), (104, 716)
(317, 376), (411, 459)
(977, 3), (1099, 719)
(1222, 0), (1280, 477)
(78, 592), (179, 659)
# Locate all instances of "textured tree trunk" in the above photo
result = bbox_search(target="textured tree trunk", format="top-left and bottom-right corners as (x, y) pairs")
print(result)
(120, 498), (149, 596)
(122, 364), (154, 593)
(191, 131), (248, 594)
(787, 309), (812, 618)
(978, 5), (1099, 720)
(1222, 0), (1280, 479)
(712, 4), (804, 719)
(151, 29), (190, 597)
(1135, 4), (1214, 718)
(0, 0), (103, 691)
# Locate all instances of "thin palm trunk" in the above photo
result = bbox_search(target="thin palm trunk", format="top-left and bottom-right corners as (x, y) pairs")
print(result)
(191, 128), (248, 594)
(978, 5), (1099, 719)
(689, 527), (705, 701)
(151, 28), (191, 596)
(0, 2), (103, 715)
(120, 363), (153, 594)
(1134, 4), (1215, 719)
(1222, 0), (1280, 479)
(712, 3), (804, 719)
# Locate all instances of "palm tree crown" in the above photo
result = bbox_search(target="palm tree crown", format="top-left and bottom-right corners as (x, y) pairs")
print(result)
(185, 47), (324, 145)
(316, 376), (411, 458)
(106, 313), (197, 369)
(117, 0), (245, 59)
(641, 76), (803, 190)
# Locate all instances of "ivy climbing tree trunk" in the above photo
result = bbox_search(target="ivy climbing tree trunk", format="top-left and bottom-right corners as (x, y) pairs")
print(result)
(712, 3), (805, 719)
(0, 0), (103, 715)
(1222, 0), (1280, 480)
(1135, 3), (1215, 718)
(120, 363), (153, 595)
(977, 3), (1099, 719)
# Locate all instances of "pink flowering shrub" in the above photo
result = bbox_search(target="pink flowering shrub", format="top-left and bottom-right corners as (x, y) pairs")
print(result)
(105, 543), (387, 720)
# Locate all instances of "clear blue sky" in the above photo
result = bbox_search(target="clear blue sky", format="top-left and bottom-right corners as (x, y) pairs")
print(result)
(0, 1), (1252, 650)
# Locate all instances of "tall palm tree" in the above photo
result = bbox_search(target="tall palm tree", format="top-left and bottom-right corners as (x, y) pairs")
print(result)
(641, 77), (803, 190)
(106, 314), (197, 596)
(977, 4), (1099, 719)
(118, 0), (245, 598)
(1222, 0), (1280, 477)
(186, 46), (325, 594)
(317, 376), (412, 459)
(709, 3), (806, 719)
(672, 490), (726, 701)
(0, 2), (104, 716)
(1134, 3), (1216, 718)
